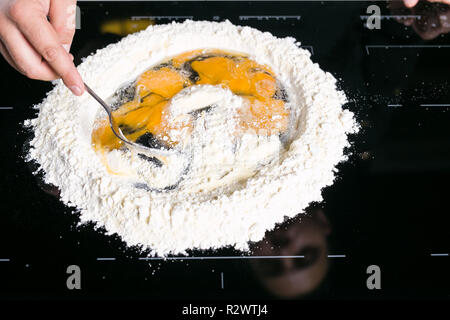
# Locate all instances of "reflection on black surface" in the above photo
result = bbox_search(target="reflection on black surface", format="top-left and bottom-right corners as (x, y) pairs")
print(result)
(1, 1), (449, 300)
(250, 208), (331, 298)
(389, 1), (450, 40)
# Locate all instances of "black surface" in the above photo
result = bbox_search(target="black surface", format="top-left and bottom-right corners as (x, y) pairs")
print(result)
(0, 1), (449, 300)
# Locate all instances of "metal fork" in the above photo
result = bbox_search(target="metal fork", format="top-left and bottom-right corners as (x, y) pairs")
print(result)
(84, 83), (177, 164)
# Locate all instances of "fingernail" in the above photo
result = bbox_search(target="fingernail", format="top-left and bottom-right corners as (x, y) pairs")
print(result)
(63, 44), (71, 53)
(404, 0), (417, 8)
(69, 85), (83, 96)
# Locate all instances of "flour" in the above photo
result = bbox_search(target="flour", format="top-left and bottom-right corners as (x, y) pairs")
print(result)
(25, 20), (358, 256)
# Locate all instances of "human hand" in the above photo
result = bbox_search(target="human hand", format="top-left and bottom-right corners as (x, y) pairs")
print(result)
(403, 0), (450, 8)
(390, 0), (450, 40)
(0, 0), (84, 95)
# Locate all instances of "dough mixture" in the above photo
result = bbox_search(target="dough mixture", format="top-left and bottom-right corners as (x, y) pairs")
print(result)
(26, 20), (358, 256)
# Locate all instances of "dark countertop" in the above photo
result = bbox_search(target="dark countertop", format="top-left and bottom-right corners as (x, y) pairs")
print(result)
(0, 1), (449, 300)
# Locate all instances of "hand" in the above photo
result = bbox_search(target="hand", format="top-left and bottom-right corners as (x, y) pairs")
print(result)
(403, 0), (450, 8)
(390, 0), (450, 40)
(0, 0), (84, 95)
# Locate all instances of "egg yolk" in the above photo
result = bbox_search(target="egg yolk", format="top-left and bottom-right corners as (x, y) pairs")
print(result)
(92, 49), (289, 152)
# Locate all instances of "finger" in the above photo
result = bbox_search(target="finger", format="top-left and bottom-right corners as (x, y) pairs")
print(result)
(404, 0), (419, 8)
(0, 16), (59, 81)
(49, 0), (77, 53)
(0, 39), (22, 73)
(9, 1), (84, 95)
(428, 0), (450, 4)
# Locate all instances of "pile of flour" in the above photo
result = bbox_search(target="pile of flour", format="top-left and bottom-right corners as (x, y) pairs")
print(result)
(26, 20), (358, 256)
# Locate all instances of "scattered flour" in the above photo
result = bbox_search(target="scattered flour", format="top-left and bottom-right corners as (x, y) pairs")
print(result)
(25, 20), (358, 256)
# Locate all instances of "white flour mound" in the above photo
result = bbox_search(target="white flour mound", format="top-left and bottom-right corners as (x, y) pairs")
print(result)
(25, 20), (358, 256)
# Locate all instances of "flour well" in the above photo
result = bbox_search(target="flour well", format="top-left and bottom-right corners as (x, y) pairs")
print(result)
(26, 20), (358, 256)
